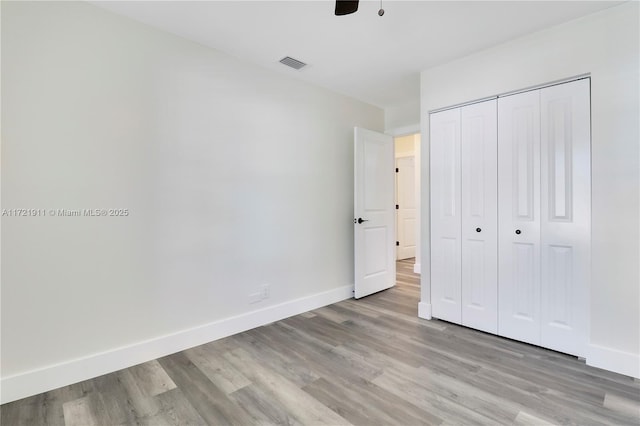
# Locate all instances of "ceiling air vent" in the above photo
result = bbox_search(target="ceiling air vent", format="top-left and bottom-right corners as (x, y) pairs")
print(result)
(279, 56), (307, 70)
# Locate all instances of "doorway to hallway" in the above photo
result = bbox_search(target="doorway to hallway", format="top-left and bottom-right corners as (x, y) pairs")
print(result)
(394, 134), (420, 269)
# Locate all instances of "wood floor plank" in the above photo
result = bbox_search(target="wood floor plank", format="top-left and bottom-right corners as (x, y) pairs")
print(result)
(115, 368), (163, 418)
(184, 345), (252, 394)
(89, 372), (141, 425)
(150, 388), (207, 426)
(604, 393), (640, 419)
(157, 352), (255, 426)
(1, 394), (50, 426)
(371, 368), (499, 425)
(265, 321), (383, 382)
(64, 392), (126, 426)
(302, 377), (440, 426)
(332, 339), (513, 424)
(334, 299), (381, 318)
(229, 384), (302, 426)
(62, 397), (98, 426)
(223, 347), (352, 425)
(311, 306), (351, 324)
(465, 365), (626, 425)
(127, 359), (177, 397)
(225, 349), (349, 425)
(230, 330), (321, 387)
(1, 380), (94, 426)
(514, 410), (556, 426)
(45, 382), (97, 426)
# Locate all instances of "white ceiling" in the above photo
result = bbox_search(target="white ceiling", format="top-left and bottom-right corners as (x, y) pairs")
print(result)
(94, 1), (621, 109)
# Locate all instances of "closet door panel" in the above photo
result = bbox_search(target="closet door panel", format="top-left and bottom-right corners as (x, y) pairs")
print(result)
(430, 108), (462, 324)
(498, 91), (541, 345)
(540, 79), (590, 356)
(461, 100), (498, 333)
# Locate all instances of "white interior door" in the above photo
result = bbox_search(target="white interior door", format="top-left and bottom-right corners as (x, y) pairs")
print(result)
(539, 79), (590, 356)
(461, 99), (498, 334)
(498, 90), (542, 345)
(354, 127), (395, 299)
(396, 156), (417, 260)
(430, 108), (462, 324)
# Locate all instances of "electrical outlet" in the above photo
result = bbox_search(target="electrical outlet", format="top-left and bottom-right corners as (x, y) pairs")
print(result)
(260, 284), (270, 299)
(249, 284), (270, 304)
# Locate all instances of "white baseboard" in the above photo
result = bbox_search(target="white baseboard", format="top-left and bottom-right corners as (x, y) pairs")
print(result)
(413, 263), (421, 274)
(0, 285), (353, 404)
(587, 343), (640, 379)
(418, 301), (432, 320)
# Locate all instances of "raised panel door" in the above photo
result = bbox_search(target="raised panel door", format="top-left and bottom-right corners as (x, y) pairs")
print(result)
(461, 100), (498, 333)
(354, 127), (396, 299)
(540, 78), (590, 356)
(430, 108), (462, 324)
(498, 91), (542, 345)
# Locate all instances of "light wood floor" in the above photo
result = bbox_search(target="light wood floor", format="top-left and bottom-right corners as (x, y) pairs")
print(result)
(2, 259), (639, 425)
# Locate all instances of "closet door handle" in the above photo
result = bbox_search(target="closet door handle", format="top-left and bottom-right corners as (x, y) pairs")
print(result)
(515, 229), (521, 235)
(476, 228), (481, 233)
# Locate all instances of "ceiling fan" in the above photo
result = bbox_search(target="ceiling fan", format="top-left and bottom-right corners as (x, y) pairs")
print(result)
(335, 0), (385, 16)
(335, 0), (358, 15)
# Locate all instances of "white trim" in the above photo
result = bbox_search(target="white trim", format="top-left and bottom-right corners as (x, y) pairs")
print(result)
(429, 74), (591, 114)
(418, 301), (432, 320)
(0, 285), (353, 404)
(413, 263), (421, 274)
(429, 96), (497, 114)
(498, 74), (590, 99)
(587, 344), (640, 379)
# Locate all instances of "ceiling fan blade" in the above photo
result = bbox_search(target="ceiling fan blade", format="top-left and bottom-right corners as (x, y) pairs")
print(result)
(335, 0), (359, 16)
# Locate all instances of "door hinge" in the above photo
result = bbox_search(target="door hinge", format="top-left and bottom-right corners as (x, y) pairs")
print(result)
(395, 167), (399, 173)
(396, 204), (399, 209)
(396, 241), (399, 246)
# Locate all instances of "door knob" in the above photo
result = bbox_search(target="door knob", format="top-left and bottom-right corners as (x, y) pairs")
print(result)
(515, 229), (521, 235)
(357, 218), (369, 224)
(476, 228), (481, 233)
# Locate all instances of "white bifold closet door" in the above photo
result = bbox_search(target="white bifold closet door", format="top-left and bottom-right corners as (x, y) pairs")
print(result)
(430, 99), (497, 332)
(461, 100), (498, 334)
(539, 79), (590, 356)
(430, 108), (462, 323)
(497, 90), (542, 345)
(498, 79), (590, 356)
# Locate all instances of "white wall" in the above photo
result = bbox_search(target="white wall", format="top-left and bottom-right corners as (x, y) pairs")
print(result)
(1, 1), (383, 402)
(420, 2), (639, 377)
(385, 98), (420, 134)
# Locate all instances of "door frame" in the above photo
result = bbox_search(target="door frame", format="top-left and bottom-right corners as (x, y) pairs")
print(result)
(391, 132), (421, 273)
